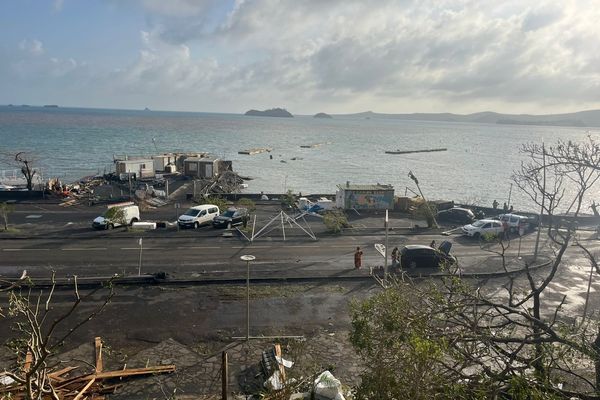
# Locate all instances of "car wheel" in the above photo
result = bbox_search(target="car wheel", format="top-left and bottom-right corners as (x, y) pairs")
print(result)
(473, 232), (480, 239)
(227, 222), (232, 229)
(194, 222), (200, 229)
(108, 223), (114, 230)
(130, 218), (138, 225)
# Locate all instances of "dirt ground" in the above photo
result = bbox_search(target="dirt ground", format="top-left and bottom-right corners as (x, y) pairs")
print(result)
(0, 281), (376, 398)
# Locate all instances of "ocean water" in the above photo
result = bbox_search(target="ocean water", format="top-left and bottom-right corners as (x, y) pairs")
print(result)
(0, 106), (598, 211)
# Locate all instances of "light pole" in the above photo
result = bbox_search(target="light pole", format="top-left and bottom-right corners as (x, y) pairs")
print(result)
(240, 255), (256, 341)
(408, 171), (438, 228)
(384, 209), (388, 281)
(138, 238), (143, 276)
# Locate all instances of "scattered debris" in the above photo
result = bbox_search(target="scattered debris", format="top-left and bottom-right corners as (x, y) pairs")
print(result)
(238, 147), (272, 155)
(300, 142), (331, 148)
(194, 170), (246, 196)
(0, 337), (175, 399)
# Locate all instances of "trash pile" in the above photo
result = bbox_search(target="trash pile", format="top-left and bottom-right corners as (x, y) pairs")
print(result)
(0, 337), (175, 400)
(257, 344), (351, 400)
(48, 175), (113, 207)
(196, 170), (245, 196)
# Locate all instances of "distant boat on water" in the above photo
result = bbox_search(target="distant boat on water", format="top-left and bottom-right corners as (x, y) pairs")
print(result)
(144, 107), (151, 111)
(43, 104), (59, 108)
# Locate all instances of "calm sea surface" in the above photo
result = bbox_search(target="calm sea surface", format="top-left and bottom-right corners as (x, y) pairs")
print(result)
(1, 106), (598, 211)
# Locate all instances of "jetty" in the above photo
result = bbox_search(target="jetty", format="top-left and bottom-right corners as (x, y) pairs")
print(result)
(385, 148), (447, 155)
(238, 147), (272, 155)
(300, 142), (331, 148)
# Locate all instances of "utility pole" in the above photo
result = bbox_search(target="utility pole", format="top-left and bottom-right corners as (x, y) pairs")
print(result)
(240, 255), (256, 341)
(138, 237), (143, 276)
(384, 209), (389, 281)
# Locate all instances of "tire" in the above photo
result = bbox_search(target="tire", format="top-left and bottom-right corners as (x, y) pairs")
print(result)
(194, 222), (200, 229)
(108, 223), (114, 230)
(130, 218), (138, 226)
(473, 232), (480, 239)
(227, 222), (232, 230)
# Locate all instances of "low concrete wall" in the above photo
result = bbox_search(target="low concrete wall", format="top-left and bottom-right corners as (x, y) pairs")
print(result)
(0, 190), (44, 202)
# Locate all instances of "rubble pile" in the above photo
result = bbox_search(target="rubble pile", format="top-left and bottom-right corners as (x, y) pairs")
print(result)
(198, 171), (245, 196)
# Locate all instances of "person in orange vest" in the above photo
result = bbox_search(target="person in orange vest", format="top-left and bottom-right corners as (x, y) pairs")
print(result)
(354, 246), (363, 269)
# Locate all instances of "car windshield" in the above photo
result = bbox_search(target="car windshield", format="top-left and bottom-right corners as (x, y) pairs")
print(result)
(183, 209), (200, 217)
(472, 220), (486, 227)
(222, 210), (235, 217)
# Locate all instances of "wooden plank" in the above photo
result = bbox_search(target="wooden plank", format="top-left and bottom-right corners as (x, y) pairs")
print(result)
(95, 337), (103, 373)
(23, 351), (33, 372)
(48, 366), (78, 381)
(56, 365), (176, 389)
(274, 344), (286, 382)
(73, 378), (95, 400)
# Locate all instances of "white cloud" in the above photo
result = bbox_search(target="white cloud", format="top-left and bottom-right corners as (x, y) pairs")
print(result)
(19, 39), (44, 56)
(4, 0), (600, 113)
(126, 0), (600, 113)
(53, 0), (64, 12)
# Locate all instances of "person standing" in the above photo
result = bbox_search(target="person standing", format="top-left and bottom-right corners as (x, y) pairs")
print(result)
(354, 246), (363, 269)
(502, 220), (509, 240)
(391, 246), (399, 270)
(503, 202), (508, 212)
(492, 199), (499, 209)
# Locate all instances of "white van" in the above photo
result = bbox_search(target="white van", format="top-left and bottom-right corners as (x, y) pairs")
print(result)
(178, 204), (220, 228)
(498, 213), (530, 233)
(92, 202), (140, 230)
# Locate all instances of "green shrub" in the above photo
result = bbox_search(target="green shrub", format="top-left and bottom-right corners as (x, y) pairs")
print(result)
(323, 210), (350, 234)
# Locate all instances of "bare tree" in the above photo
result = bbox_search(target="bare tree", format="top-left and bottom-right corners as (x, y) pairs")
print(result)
(0, 201), (14, 231)
(1, 274), (114, 399)
(351, 138), (600, 398)
(14, 152), (38, 191)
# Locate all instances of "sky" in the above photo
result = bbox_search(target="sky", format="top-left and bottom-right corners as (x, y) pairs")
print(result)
(1, 0), (600, 115)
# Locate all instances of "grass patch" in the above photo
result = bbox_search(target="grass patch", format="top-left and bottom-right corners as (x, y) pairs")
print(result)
(217, 284), (346, 300)
(0, 227), (21, 234)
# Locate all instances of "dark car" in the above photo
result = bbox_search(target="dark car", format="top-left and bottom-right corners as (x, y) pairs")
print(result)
(399, 244), (456, 269)
(436, 207), (475, 225)
(212, 207), (249, 229)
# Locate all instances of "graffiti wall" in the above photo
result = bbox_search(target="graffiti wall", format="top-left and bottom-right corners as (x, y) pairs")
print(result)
(345, 190), (394, 210)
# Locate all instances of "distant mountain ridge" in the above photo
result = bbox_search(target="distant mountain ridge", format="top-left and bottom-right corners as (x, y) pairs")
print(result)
(337, 109), (600, 127)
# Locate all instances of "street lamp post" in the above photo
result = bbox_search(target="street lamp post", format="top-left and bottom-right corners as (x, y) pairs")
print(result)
(240, 255), (256, 341)
(384, 209), (388, 281)
(408, 171), (438, 228)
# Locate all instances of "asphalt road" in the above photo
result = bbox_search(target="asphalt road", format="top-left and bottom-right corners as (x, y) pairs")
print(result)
(0, 228), (575, 276)
(4, 203), (600, 398)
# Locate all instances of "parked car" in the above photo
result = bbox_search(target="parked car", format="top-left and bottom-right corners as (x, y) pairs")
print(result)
(399, 244), (456, 269)
(436, 207), (475, 224)
(462, 219), (504, 238)
(92, 202), (139, 230)
(212, 207), (249, 229)
(178, 204), (220, 229)
(497, 213), (531, 233)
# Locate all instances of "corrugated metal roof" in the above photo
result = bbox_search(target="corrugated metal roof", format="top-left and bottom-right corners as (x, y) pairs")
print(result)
(337, 184), (394, 191)
(184, 156), (219, 162)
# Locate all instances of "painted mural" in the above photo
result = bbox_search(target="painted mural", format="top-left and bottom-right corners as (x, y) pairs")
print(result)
(345, 190), (394, 209)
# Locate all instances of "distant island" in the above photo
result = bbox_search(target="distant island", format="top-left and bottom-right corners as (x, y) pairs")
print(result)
(337, 110), (600, 128)
(244, 108), (293, 118)
(314, 112), (332, 119)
